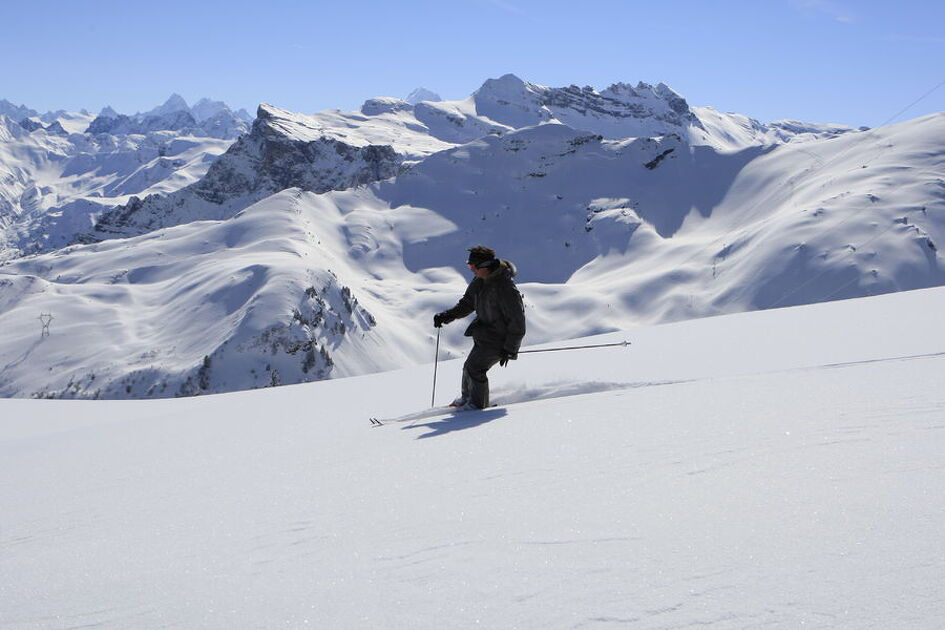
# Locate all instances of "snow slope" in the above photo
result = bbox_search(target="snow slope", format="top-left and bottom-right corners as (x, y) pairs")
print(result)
(0, 189), (439, 398)
(2, 287), (944, 629)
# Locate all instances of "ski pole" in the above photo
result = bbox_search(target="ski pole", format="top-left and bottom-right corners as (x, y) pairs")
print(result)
(431, 327), (441, 408)
(517, 340), (631, 355)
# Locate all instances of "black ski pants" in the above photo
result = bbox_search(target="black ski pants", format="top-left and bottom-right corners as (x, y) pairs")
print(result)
(461, 340), (503, 409)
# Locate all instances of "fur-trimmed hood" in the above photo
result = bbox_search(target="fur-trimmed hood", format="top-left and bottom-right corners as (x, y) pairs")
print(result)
(485, 259), (517, 281)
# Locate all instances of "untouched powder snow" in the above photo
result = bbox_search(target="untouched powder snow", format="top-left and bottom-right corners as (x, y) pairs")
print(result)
(2, 286), (944, 628)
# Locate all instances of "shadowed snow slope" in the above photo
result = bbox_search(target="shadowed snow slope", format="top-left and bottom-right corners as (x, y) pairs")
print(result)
(2, 287), (945, 628)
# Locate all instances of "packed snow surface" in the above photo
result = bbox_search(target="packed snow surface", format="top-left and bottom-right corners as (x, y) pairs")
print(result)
(2, 286), (944, 629)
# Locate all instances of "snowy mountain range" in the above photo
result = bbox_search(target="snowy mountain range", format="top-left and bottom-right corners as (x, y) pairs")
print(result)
(0, 74), (943, 399)
(0, 94), (252, 259)
(86, 94), (252, 138)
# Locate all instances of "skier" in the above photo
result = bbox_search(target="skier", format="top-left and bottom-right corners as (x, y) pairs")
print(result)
(433, 245), (526, 410)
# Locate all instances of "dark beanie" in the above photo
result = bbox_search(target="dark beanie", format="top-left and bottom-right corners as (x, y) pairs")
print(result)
(467, 245), (497, 268)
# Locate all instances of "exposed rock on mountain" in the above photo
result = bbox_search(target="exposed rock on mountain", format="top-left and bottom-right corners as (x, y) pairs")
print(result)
(44, 121), (69, 136)
(86, 104), (406, 239)
(0, 99), (38, 121)
(472, 74), (701, 139)
(18, 118), (44, 132)
(361, 97), (414, 116)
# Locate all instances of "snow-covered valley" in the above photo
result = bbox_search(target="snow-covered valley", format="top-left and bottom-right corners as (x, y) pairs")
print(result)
(2, 286), (944, 629)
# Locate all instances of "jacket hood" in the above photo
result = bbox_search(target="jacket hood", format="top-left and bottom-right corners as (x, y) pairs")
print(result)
(486, 259), (517, 281)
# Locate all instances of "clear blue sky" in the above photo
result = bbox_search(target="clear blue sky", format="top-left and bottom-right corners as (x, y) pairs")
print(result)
(3, 0), (944, 128)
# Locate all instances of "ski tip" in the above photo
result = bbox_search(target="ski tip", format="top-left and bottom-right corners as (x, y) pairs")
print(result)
(369, 417), (384, 426)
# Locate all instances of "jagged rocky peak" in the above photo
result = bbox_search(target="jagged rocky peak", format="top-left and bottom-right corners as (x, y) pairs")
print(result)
(0, 98), (38, 121)
(254, 102), (302, 133)
(145, 93), (190, 117)
(87, 113), (133, 134)
(361, 97), (414, 116)
(191, 98), (232, 123)
(86, 110), (196, 135)
(469, 73), (697, 132)
(405, 87), (442, 104)
(256, 102), (285, 120)
(86, 100), (407, 238)
(82, 96), (249, 139)
(18, 118), (44, 132)
(598, 81), (692, 116)
(16, 117), (69, 136)
(44, 121), (68, 136)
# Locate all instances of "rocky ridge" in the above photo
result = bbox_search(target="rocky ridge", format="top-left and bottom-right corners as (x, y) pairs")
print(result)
(85, 104), (406, 239)
(74, 74), (857, 248)
(85, 94), (252, 140)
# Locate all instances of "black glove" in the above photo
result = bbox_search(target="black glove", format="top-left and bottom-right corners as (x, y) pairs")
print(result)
(433, 312), (447, 328)
(499, 349), (516, 367)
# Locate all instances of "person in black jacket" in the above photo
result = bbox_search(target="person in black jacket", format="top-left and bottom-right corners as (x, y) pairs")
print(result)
(434, 245), (526, 410)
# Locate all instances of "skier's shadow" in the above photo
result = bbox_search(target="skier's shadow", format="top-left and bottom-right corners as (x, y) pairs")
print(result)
(404, 408), (508, 439)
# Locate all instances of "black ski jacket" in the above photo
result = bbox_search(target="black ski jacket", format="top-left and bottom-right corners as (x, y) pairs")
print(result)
(439, 260), (526, 356)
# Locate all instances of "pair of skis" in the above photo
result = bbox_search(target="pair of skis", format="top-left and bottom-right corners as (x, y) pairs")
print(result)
(370, 403), (495, 427)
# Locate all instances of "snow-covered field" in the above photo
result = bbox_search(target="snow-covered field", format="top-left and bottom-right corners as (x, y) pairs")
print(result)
(3, 286), (944, 629)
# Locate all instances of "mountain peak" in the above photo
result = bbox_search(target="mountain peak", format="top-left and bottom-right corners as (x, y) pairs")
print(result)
(477, 73), (528, 92)
(144, 93), (191, 118)
(405, 88), (442, 104)
(191, 98), (232, 123)
(164, 93), (189, 108)
(472, 74), (544, 127)
(0, 98), (39, 121)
